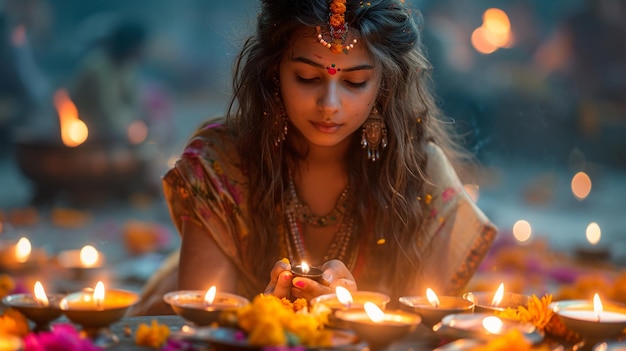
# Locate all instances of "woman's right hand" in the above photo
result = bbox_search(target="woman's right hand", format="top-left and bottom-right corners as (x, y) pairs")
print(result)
(263, 259), (293, 299)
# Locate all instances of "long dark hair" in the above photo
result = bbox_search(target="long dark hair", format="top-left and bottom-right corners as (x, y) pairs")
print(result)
(227, 0), (465, 299)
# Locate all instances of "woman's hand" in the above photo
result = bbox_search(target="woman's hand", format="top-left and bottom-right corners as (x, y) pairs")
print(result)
(264, 259), (293, 298)
(291, 259), (357, 301)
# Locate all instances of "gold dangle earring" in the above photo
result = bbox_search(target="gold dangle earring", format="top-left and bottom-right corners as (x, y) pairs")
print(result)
(272, 76), (288, 146)
(361, 108), (388, 161)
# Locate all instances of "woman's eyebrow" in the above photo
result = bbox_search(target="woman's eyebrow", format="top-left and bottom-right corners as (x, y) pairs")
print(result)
(290, 56), (374, 72)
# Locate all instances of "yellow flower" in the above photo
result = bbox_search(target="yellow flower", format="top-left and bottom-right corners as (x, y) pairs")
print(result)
(472, 329), (550, 351)
(330, 2), (346, 14)
(135, 319), (170, 348)
(495, 294), (553, 331)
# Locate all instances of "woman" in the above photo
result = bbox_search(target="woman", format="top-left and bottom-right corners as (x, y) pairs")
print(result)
(133, 0), (496, 315)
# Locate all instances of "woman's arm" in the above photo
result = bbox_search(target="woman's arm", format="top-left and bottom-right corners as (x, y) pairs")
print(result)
(178, 218), (238, 292)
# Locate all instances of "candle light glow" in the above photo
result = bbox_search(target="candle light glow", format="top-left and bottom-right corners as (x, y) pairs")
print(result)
(335, 286), (353, 308)
(204, 286), (217, 306)
(80, 245), (99, 267)
(482, 316), (504, 334)
(426, 288), (440, 308)
(15, 237), (31, 263)
(491, 283), (504, 307)
(33, 281), (49, 306)
(364, 302), (385, 323)
(301, 261), (310, 274)
(94, 281), (105, 308)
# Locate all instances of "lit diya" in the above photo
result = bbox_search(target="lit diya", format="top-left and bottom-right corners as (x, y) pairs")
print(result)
(163, 286), (250, 326)
(432, 313), (543, 344)
(399, 288), (474, 327)
(334, 301), (421, 351)
(463, 283), (529, 313)
(2, 281), (65, 332)
(552, 294), (626, 351)
(290, 261), (323, 283)
(56, 245), (105, 280)
(310, 286), (391, 328)
(59, 281), (139, 348)
(0, 237), (48, 272)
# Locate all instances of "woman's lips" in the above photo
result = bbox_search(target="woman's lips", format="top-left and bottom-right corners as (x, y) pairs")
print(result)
(312, 121), (341, 133)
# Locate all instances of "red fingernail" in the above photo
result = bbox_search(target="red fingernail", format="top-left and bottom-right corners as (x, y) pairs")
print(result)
(283, 273), (292, 281)
(295, 281), (305, 288)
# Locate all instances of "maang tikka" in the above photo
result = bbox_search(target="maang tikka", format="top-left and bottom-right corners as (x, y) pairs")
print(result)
(361, 108), (388, 161)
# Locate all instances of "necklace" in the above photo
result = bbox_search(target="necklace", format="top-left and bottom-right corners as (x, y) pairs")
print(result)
(287, 177), (350, 228)
(283, 178), (358, 269)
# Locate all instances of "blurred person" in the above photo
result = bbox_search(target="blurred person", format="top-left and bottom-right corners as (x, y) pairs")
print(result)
(66, 19), (148, 144)
(131, 0), (497, 315)
(0, 0), (51, 154)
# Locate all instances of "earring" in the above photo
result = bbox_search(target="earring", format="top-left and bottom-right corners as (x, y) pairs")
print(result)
(361, 108), (388, 161)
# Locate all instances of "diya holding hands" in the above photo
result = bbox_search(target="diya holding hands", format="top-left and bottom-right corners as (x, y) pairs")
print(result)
(131, 0), (496, 315)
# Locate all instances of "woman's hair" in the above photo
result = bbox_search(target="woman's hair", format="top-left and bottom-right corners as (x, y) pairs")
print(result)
(227, 0), (466, 299)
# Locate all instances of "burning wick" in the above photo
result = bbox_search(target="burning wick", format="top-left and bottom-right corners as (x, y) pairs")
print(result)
(335, 286), (353, 309)
(426, 288), (440, 308)
(204, 286), (217, 307)
(491, 283), (504, 307)
(300, 261), (310, 274)
(33, 281), (49, 307)
(594, 293), (602, 322)
(94, 281), (105, 309)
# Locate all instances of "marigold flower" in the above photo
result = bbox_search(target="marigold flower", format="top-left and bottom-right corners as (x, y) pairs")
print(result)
(135, 319), (171, 348)
(330, 2), (346, 14)
(329, 14), (344, 28)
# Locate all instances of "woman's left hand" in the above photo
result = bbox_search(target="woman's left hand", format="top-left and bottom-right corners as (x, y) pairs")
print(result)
(291, 259), (357, 301)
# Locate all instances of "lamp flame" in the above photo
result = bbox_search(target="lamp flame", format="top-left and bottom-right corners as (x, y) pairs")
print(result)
(364, 301), (385, 323)
(594, 293), (603, 321)
(491, 283), (504, 307)
(300, 261), (310, 274)
(204, 286), (217, 306)
(94, 281), (105, 308)
(482, 316), (504, 334)
(53, 89), (88, 147)
(15, 237), (32, 263)
(586, 222), (601, 245)
(335, 286), (353, 308)
(426, 288), (440, 308)
(33, 281), (49, 306)
(79, 245), (99, 267)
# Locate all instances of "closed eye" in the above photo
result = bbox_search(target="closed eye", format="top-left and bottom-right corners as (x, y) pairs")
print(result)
(345, 81), (367, 89)
(297, 76), (319, 84)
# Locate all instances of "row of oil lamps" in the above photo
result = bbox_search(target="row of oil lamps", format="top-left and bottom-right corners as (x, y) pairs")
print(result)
(4, 262), (626, 350)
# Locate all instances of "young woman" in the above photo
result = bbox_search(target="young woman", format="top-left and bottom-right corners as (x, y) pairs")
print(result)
(132, 0), (496, 315)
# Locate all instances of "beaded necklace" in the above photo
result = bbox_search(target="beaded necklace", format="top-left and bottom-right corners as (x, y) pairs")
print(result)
(283, 177), (358, 269)
(287, 176), (350, 227)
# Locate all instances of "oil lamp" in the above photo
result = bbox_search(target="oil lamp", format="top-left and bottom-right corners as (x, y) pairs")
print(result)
(310, 286), (391, 328)
(290, 261), (323, 283)
(0, 237), (47, 272)
(463, 283), (529, 313)
(2, 281), (64, 332)
(163, 286), (250, 326)
(56, 245), (106, 281)
(59, 281), (138, 348)
(432, 313), (543, 344)
(399, 288), (474, 327)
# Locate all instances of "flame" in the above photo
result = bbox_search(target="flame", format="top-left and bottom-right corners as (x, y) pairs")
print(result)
(364, 301), (385, 323)
(482, 316), (503, 334)
(204, 286), (217, 306)
(79, 245), (99, 267)
(33, 281), (49, 306)
(513, 220), (532, 243)
(571, 172), (592, 200)
(465, 292), (475, 304)
(492, 283), (504, 307)
(53, 89), (88, 147)
(426, 288), (440, 308)
(586, 222), (601, 245)
(594, 294), (603, 315)
(15, 237), (32, 263)
(94, 281), (105, 308)
(335, 286), (353, 307)
(301, 261), (310, 274)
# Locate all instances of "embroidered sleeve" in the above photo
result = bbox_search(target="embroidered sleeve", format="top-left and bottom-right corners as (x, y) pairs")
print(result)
(162, 125), (249, 264)
(416, 143), (498, 295)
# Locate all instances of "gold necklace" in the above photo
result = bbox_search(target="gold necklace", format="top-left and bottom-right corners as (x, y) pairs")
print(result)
(287, 177), (350, 228)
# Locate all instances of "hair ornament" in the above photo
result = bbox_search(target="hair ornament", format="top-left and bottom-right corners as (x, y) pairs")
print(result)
(316, 0), (357, 54)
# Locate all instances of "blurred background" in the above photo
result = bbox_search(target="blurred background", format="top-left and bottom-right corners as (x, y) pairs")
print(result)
(0, 0), (625, 298)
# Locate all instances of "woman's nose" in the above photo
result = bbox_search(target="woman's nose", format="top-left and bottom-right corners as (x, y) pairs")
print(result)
(317, 82), (340, 114)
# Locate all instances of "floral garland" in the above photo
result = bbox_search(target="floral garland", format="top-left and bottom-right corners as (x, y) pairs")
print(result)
(316, 0), (357, 54)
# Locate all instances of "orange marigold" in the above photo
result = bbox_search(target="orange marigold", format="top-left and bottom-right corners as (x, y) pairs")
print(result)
(330, 2), (346, 14)
(329, 14), (344, 27)
(330, 43), (344, 54)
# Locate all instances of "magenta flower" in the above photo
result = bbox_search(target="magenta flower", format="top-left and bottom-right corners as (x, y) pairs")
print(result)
(23, 323), (102, 351)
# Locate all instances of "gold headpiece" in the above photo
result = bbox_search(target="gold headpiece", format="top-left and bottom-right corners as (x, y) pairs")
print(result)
(316, 0), (357, 54)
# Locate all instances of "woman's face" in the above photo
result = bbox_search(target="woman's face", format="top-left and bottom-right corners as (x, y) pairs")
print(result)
(279, 31), (381, 149)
